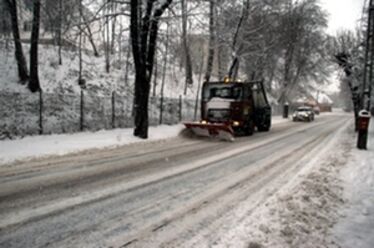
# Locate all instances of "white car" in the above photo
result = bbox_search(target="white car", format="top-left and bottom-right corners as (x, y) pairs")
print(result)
(292, 107), (315, 122)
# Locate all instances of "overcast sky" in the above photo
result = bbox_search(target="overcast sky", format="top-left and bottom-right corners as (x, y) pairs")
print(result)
(319, 0), (365, 92)
(321, 0), (365, 34)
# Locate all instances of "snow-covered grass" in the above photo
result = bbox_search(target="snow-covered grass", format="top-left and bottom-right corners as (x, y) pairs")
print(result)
(333, 118), (374, 248)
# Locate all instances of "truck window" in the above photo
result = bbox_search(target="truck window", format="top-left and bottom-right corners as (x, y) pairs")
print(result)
(203, 84), (242, 101)
(252, 84), (267, 107)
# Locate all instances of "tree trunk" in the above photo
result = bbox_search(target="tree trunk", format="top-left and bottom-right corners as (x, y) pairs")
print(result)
(28, 0), (41, 92)
(105, 0), (110, 73)
(58, 0), (63, 65)
(80, 7), (99, 57)
(124, 43), (131, 87)
(78, 0), (84, 86)
(110, 1), (117, 55)
(130, 0), (172, 139)
(278, 44), (295, 105)
(205, 0), (215, 82)
(227, 0), (249, 80)
(130, 0), (146, 138)
(215, 4), (224, 80)
(5, 0), (29, 83)
(152, 54), (158, 97)
(194, 49), (205, 121)
(160, 22), (170, 124)
(181, 0), (193, 95)
(133, 69), (150, 138)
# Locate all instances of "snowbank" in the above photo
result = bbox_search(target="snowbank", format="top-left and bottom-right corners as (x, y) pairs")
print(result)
(0, 114), (294, 166)
(0, 125), (184, 166)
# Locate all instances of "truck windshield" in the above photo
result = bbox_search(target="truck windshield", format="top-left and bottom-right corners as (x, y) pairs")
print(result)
(203, 84), (242, 101)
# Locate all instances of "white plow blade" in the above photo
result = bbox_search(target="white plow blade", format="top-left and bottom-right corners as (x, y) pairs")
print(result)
(217, 130), (235, 142)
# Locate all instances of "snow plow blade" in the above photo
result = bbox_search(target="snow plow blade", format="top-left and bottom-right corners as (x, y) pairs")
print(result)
(184, 122), (235, 141)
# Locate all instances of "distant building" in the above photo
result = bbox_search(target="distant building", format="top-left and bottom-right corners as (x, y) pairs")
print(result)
(293, 93), (333, 113)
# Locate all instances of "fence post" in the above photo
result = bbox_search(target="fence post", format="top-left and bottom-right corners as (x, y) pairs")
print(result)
(112, 91), (116, 129)
(80, 89), (84, 131)
(159, 95), (164, 125)
(39, 90), (43, 135)
(179, 95), (182, 122)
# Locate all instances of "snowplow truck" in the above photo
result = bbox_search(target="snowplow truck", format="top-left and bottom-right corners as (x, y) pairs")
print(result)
(184, 80), (271, 141)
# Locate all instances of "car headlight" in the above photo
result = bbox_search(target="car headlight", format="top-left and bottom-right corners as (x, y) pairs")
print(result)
(233, 121), (240, 126)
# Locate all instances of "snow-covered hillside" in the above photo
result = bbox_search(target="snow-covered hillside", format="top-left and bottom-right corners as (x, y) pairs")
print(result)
(0, 42), (200, 137)
(0, 41), (200, 98)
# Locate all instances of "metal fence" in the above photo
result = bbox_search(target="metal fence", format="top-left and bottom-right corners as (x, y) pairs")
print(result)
(0, 90), (199, 137)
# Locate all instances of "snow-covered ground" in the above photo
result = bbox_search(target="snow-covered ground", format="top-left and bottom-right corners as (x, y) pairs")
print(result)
(208, 116), (354, 248)
(222, 118), (374, 248)
(333, 119), (374, 248)
(1, 112), (373, 247)
(194, 114), (373, 248)
(0, 114), (293, 166)
(0, 125), (184, 166)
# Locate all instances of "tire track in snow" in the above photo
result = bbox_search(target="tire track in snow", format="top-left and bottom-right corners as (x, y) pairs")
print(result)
(110, 118), (349, 248)
(0, 115), (347, 248)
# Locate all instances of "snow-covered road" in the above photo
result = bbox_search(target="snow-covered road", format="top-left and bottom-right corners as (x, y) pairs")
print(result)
(0, 114), (353, 247)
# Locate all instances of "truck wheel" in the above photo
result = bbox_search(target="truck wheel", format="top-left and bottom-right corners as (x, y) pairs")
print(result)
(258, 118), (271, 132)
(245, 120), (255, 136)
(258, 125), (270, 132)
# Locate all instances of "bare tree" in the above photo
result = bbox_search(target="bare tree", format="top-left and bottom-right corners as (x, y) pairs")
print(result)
(4, 0), (29, 83)
(79, 4), (100, 57)
(159, 20), (170, 124)
(181, 0), (193, 94)
(130, 0), (173, 138)
(277, 0), (329, 104)
(332, 30), (364, 130)
(204, 0), (216, 82)
(29, 0), (41, 92)
(57, 0), (63, 65)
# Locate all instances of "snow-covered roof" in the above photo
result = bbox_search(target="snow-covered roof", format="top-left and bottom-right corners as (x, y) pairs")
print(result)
(317, 93), (333, 104)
